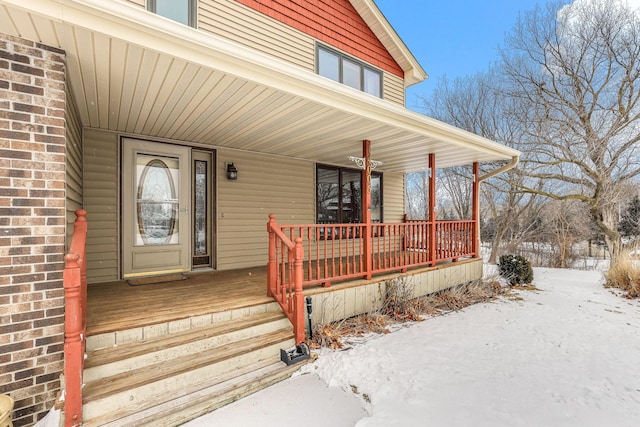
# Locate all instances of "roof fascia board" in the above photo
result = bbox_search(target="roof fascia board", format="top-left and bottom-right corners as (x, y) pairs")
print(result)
(349, 0), (427, 87)
(3, 0), (518, 161)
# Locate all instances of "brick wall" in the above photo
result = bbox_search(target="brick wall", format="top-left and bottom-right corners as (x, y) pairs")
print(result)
(0, 32), (67, 427)
(236, 0), (403, 77)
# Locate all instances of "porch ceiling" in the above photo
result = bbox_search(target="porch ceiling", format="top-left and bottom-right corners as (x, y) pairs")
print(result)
(0, 0), (520, 172)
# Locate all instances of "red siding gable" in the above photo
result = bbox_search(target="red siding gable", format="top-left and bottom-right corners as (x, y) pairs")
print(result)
(236, 0), (404, 77)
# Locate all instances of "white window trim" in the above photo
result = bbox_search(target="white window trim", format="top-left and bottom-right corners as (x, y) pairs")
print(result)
(316, 43), (383, 97)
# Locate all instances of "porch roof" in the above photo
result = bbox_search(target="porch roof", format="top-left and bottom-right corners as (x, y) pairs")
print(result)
(0, 0), (520, 172)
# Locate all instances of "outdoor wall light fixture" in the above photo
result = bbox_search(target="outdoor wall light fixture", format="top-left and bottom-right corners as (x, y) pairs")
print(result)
(226, 162), (238, 180)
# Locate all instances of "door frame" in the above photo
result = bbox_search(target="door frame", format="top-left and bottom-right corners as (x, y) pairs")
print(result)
(192, 149), (217, 271)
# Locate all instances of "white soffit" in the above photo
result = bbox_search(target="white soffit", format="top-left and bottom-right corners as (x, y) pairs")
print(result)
(0, 0), (519, 172)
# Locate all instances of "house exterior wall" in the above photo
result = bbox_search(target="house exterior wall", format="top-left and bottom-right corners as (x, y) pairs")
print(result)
(235, 0), (403, 77)
(216, 149), (315, 270)
(383, 72), (405, 106)
(65, 85), (82, 246)
(200, 0), (315, 70)
(383, 172), (405, 222)
(121, 0), (406, 104)
(81, 129), (407, 282)
(82, 129), (119, 284)
(0, 32), (67, 427)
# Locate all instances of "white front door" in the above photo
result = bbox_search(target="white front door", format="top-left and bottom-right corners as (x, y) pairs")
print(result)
(122, 138), (191, 278)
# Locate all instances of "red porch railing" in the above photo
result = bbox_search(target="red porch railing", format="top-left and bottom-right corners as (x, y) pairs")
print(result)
(267, 214), (476, 344)
(280, 223), (367, 287)
(267, 216), (477, 290)
(62, 209), (87, 427)
(436, 220), (475, 261)
(267, 215), (306, 344)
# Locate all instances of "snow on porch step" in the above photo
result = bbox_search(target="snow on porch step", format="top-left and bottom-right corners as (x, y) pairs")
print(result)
(82, 328), (295, 426)
(92, 359), (306, 427)
(85, 301), (282, 351)
(84, 311), (290, 383)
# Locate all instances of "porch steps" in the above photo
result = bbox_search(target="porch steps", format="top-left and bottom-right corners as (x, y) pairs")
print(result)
(81, 306), (300, 426)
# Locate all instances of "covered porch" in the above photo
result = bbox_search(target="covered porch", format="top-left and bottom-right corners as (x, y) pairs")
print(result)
(85, 256), (481, 340)
(85, 209), (482, 344)
(0, 0), (519, 283)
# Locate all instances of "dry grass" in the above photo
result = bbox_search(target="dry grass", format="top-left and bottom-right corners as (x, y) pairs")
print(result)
(309, 314), (390, 350)
(605, 251), (640, 298)
(424, 277), (506, 312)
(308, 276), (511, 349)
(380, 277), (424, 321)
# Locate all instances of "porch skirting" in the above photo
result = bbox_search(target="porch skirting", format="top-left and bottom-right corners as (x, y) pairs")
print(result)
(305, 258), (483, 326)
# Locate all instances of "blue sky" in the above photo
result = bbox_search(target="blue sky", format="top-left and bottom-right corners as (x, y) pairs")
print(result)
(374, 0), (543, 110)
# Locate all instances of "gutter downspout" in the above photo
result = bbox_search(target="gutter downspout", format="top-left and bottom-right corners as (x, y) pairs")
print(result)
(475, 156), (520, 256)
(478, 156), (520, 183)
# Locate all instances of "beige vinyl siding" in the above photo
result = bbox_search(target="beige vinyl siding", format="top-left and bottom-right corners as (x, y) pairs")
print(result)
(383, 73), (405, 106)
(83, 129), (120, 283)
(199, 0), (315, 70)
(217, 150), (315, 270)
(65, 86), (83, 248)
(383, 172), (405, 222)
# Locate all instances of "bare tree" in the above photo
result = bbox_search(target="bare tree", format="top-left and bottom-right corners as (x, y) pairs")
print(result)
(405, 170), (430, 220)
(540, 200), (592, 268)
(405, 167), (470, 221)
(500, 0), (640, 261)
(421, 69), (546, 262)
(481, 170), (544, 263)
(437, 167), (473, 220)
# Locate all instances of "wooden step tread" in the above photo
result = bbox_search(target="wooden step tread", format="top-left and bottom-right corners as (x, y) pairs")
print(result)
(83, 328), (295, 404)
(84, 358), (308, 427)
(132, 361), (309, 427)
(87, 298), (276, 336)
(85, 311), (287, 368)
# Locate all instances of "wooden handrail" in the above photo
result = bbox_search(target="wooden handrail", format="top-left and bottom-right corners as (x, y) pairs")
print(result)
(63, 210), (87, 427)
(267, 214), (306, 344)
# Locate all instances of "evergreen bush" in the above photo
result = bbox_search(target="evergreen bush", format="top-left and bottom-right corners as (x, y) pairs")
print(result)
(497, 254), (534, 285)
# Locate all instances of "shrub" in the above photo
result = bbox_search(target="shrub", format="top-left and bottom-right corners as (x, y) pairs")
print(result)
(605, 250), (640, 298)
(497, 254), (534, 285)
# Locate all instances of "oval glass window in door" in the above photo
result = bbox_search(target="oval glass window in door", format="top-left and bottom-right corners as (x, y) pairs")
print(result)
(136, 156), (179, 245)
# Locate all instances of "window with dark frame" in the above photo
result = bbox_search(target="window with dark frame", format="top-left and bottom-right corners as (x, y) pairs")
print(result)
(316, 44), (382, 98)
(148, 0), (196, 27)
(316, 165), (382, 225)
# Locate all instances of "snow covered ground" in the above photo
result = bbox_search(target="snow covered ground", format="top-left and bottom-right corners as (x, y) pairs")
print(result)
(186, 267), (640, 426)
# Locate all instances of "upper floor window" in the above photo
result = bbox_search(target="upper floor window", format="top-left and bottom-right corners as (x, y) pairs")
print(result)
(317, 45), (382, 98)
(148, 0), (196, 27)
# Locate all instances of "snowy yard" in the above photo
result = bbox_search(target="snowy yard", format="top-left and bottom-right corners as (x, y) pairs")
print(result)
(186, 267), (640, 426)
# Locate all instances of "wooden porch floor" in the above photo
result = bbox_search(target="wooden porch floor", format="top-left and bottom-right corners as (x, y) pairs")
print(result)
(86, 267), (270, 336)
(86, 256), (466, 337)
